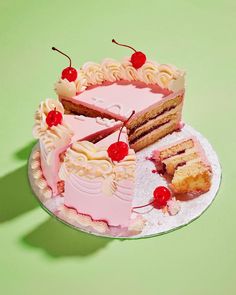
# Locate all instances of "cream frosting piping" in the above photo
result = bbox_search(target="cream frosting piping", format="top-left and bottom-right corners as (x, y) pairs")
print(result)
(59, 141), (136, 190)
(30, 149), (52, 199)
(33, 99), (73, 154)
(54, 59), (185, 98)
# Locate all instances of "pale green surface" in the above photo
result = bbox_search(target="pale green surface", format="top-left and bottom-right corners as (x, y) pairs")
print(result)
(0, 0), (235, 294)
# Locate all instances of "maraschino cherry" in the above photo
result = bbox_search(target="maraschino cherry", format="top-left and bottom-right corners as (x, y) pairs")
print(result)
(46, 108), (63, 127)
(133, 186), (171, 210)
(52, 47), (77, 82)
(107, 111), (135, 162)
(112, 38), (146, 69)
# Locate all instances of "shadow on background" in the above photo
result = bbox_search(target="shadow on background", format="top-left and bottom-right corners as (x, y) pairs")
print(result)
(0, 141), (38, 223)
(0, 165), (38, 222)
(3, 141), (112, 257)
(14, 140), (36, 161)
(22, 218), (112, 257)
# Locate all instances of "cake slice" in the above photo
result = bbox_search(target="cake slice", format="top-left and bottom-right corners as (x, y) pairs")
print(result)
(152, 137), (212, 195)
(55, 59), (185, 152)
(33, 99), (122, 196)
(59, 135), (136, 230)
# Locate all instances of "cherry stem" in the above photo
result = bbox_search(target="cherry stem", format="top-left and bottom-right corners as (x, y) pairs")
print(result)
(112, 39), (137, 53)
(52, 46), (72, 67)
(118, 110), (135, 142)
(133, 200), (154, 209)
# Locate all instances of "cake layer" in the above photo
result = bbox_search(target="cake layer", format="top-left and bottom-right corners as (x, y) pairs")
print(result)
(130, 119), (180, 151)
(171, 161), (211, 194)
(128, 103), (183, 143)
(159, 138), (194, 160)
(152, 137), (212, 195)
(162, 148), (199, 175)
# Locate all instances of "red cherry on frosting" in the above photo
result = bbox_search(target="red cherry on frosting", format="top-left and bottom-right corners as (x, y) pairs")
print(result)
(153, 186), (171, 209)
(107, 110), (135, 162)
(131, 51), (147, 69)
(107, 141), (129, 162)
(61, 66), (77, 82)
(52, 47), (77, 82)
(112, 39), (146, 69)
(46, 108), (63, 127)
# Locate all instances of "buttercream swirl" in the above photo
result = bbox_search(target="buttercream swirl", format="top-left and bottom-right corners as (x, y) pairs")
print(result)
(102, 59), (125, 82)
(121, 58), (139, 81)
(33, 99), (64, 138)
(30, 149), (52, 199)
(82, 62), (105, 85)
(60, 141), (136, 182)
(54, 58), (185, 98)
(33, 99), (73, 153)
(75, 70), (87, 93)
(139, 61), (159, 84)
(54, 78), (77, 98)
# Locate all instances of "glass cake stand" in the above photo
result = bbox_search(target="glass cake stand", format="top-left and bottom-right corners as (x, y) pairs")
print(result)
(28, 124), (222, 239)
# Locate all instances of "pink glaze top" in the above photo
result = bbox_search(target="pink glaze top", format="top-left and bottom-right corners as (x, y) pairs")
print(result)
(95, 128), (128, 148)
(67, 81), (180, 121)
(63, 114), (122, 142)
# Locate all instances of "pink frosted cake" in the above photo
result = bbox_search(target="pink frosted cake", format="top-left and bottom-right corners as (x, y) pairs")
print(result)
(30, 41), (213, 236)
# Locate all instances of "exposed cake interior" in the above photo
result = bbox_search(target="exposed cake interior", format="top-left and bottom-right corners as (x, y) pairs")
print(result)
(60, 81), (184, 151)
(152, 138), (212, 194)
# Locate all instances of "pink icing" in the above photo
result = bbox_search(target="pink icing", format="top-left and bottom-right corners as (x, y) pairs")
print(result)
(67, 81), (181, 121)
(40, 142), (68, 196)
(40, 116), (122, 196)
(63, 115), (122, 142)
(63, 174), (134, 227)
(95, 129), (128, 148)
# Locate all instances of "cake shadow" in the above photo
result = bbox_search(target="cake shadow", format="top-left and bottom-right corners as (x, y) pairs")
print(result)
(14, 140), (36, 160)
(0, 165), (38, 223)
(22, 217), (112, 257)
(0, 141), (39, 223)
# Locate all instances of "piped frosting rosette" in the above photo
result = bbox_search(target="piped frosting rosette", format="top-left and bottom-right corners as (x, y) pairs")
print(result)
(59, 141), (136, 182)
(59, 141), (136, 195)
(33, 99), (73, 154)
(55, 58), (185, 98)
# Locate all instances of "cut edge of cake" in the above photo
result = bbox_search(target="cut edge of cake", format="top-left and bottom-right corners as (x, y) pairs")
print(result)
(152, 137), (212, 195)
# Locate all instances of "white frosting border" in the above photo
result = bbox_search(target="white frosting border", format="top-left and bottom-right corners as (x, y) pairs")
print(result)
(54, 58), (185, 98)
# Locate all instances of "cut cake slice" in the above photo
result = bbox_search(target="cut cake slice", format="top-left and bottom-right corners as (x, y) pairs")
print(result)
(152, 137), (212, 194)
(59, 81), (184, 152)
(33, 99), (122, 196)
(59, 131), (135, 229)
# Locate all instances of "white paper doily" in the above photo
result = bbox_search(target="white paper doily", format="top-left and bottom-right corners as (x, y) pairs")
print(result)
(28, 124), (221, 239)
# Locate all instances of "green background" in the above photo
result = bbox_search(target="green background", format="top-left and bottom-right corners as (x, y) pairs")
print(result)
(0, 0), (235, 294)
